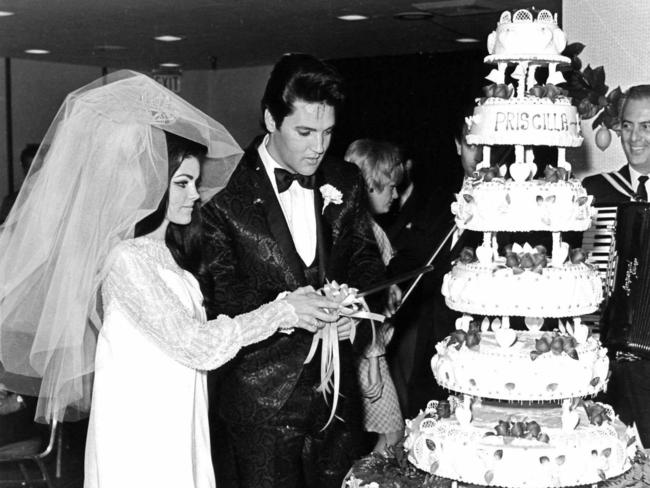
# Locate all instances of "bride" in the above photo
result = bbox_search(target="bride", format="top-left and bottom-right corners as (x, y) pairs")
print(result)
(0, 71), (339, 488)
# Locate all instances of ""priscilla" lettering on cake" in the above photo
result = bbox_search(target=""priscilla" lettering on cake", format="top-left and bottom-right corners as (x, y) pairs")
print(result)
(494, 111), (569, 132)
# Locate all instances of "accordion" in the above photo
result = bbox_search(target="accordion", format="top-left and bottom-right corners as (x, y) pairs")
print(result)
(602, 202), (650, 358)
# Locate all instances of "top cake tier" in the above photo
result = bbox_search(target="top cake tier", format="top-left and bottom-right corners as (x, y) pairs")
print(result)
(484, 9), (570, 65)
(467, 9), (582, 149)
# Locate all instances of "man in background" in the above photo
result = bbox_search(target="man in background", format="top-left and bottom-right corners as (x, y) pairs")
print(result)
(583, 85), (650, 205)
(584, 85), (650, 446)
(385, 107), (483, 416)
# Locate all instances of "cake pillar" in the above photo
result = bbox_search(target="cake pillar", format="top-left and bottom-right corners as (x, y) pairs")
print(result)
(483, 232), (492, 246)
(551, 232), (569, 267)
(476, 232), (493, 264)
(557, 148), (571, 173)
(547, 62), (566, 85)
(525, 64), (538, 93)
(477, 146), (491, 171)
(512, 62), (528, 98)
(552, 232), (561, 257)
(515, 145), (524, 163)
(525, 148), (534, 164)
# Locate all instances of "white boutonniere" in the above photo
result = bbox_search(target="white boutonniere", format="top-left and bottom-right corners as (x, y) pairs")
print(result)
(319, 184), (343, 213)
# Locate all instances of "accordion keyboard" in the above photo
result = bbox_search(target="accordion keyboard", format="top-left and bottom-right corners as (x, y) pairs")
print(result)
(581, 206), (618, 332)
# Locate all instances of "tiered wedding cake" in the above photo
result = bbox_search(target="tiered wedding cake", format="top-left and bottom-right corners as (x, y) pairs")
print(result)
(404, 9), (637, 488)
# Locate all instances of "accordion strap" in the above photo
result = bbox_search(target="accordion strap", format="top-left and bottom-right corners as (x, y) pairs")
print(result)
(602, 172), (635, 200)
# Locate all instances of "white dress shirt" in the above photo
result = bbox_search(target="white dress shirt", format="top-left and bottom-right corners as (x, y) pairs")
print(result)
(258, 135), (317, 265)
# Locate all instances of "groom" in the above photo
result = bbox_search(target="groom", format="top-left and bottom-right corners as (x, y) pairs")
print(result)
(201, 53), (385, 488)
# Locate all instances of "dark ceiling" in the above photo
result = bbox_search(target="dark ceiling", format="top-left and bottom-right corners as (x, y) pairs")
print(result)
(0, 0), (561, 70)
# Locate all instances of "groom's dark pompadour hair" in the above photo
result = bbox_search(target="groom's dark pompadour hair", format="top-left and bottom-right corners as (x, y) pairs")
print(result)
(261, 53), (345, 128)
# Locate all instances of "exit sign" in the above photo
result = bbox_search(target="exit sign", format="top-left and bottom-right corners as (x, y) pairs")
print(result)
(152, 71), (182, 93)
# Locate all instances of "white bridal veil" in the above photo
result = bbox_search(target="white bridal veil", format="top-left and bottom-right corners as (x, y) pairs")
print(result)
(0, 70), (242, 423)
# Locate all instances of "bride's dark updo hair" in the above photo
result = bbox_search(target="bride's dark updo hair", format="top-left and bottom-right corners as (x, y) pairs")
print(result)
(134, 131), (207, 276)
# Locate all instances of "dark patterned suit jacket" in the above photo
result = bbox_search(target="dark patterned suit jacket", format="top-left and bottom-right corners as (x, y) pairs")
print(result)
(582, 165), (636, 206)
(201, 139), (385, 425)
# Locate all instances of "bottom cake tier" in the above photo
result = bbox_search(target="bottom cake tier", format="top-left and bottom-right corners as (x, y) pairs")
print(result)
(346, 449), (650, 488)
(404, 401), (635, 488)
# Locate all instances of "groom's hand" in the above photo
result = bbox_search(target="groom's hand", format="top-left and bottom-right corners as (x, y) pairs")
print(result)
(285, 286), (339, 333)
(334, 316), (359, 341)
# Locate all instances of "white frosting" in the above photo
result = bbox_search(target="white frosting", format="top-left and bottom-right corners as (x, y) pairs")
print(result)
(442, 261), (603, 318)
(431, 332), (609, 401)
(466, 99), (583, 148)
(405, 403), (633, 488)
(452, 178), (595, 232)
(486, 9), (569, 61)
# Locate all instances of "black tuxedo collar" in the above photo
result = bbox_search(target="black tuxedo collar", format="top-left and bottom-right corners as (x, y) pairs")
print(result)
(244, 138), (331, 287)
(246, 146), (305, 284)
(314, 171), (332, 284)
(242, 136), (265, 171)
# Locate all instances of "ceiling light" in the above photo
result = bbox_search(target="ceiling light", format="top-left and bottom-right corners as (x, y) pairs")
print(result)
(394, 11), (434, 21)
(154, 35), (184, 42)
(0, 11), (14, 17)
(25, 49), (50, 55)
(159, 62), (181, 68)
(337, 14), (368, 21)
(455, 37), (480, 43)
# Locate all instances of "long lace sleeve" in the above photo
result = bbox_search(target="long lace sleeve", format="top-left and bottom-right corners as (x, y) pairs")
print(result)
(102, 242), (299, 371)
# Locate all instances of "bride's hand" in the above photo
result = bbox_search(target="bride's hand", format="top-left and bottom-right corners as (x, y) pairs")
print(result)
(284, 286), (339, 333)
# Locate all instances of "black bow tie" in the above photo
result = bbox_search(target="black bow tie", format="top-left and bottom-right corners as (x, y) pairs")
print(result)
(274, 168), (316, 193)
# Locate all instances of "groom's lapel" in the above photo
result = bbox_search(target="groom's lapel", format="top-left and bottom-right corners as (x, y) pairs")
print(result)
(314, 170), (332, 285)
(247, 152), (305, 283)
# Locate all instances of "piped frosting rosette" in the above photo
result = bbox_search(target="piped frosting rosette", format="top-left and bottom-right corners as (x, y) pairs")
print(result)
(304, 281), (385, 428)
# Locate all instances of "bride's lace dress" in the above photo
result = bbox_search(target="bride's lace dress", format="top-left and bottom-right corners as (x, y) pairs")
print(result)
(84, 237), (298, 488)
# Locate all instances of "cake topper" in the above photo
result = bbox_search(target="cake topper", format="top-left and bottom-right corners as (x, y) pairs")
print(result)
(487, 8), (567, 62)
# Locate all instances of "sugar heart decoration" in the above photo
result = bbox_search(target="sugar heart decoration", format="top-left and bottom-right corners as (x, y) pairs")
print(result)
(495, 328), (517, 348)
(476, 245), (493, 265)
(455, 404), (473, 427)
(562, 408), (580, 432)
(524, 316), (544, 331)
(509, 162), (531, 182)
(491, 317), (502, 330)
(480, 317), (491, 332)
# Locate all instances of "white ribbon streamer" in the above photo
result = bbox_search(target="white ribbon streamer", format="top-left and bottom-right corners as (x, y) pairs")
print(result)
(304, 281), (385, 429)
